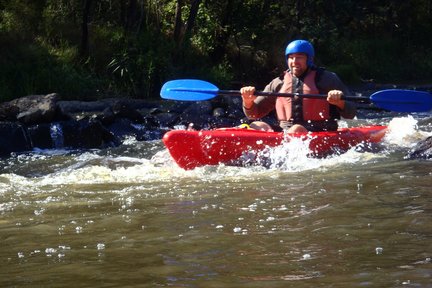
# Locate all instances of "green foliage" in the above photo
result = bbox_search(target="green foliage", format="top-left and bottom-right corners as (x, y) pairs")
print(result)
(104, 29), (174, 98)
(0, 0), (45, 37)
(326, 64), (360, 85)
(1, 0), (432, 102)
(0, 36), (102, 101)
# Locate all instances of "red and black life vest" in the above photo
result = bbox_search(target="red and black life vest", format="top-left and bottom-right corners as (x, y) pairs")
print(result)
(275, 69), (331, 123)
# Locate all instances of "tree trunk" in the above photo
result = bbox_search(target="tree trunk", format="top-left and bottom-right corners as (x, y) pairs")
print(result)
(210, 0), (234, 63)
(80, 0), (93, 58)
(173, 0), (183, 46)
(136, 0), (144, 34)
(126, 0), (138, 31)
(184, 0), (201, 38)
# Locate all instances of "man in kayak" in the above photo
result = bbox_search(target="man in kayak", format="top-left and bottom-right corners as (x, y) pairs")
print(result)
(241, 39), (357, 132)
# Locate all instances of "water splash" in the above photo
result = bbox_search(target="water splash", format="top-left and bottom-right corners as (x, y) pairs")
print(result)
(384, 115), (431, 148)
(2, 116), (430, 194)
(50, 123), (64, 148)
(234, 131), (384, 173)
(255, 136), (318, 171)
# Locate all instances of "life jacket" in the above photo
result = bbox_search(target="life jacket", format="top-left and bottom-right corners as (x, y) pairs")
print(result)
(275, 69), (330, 122)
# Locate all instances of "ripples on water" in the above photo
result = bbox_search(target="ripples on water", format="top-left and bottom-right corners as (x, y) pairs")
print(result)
(0, 116), (431, 287)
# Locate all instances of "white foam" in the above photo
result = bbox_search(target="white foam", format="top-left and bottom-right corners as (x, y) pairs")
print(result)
(384, 116), (431, 148)
(2, 116), (430, 194)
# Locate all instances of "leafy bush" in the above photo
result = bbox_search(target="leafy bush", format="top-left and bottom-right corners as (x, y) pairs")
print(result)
(0, 34), (102, 101)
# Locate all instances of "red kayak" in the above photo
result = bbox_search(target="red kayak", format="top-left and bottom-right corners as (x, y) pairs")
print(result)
(163, 126), (388, 170)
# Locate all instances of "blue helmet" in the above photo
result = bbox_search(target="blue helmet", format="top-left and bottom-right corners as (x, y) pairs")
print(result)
(285, 40), (315, 66)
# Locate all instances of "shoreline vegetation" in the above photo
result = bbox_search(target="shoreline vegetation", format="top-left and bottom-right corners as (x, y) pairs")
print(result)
(1, 1), (432, 103)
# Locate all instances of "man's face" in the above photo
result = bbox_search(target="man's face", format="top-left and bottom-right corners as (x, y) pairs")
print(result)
(287, 53), (308, 77)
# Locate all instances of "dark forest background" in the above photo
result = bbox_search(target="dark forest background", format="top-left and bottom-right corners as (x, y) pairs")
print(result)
(1, 0), (432, 101)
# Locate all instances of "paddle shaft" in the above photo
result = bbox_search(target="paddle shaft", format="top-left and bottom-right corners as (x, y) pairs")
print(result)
(218, 89), (371, 102)
(170, 87), (371, 102)
(217, 90), (423, 107)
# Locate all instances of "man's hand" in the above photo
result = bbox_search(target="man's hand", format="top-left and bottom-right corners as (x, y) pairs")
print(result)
(241, 86), (257, 109)
(327, 90), (345, 109)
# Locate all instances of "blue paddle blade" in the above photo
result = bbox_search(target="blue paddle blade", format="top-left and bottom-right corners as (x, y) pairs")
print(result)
(370, 89), (432, 112)
(160, 79), (220, 101)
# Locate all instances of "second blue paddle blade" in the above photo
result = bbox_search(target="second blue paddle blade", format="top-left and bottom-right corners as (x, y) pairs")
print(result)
(370, 89), (432, 112)
(160, 79), (219, 101)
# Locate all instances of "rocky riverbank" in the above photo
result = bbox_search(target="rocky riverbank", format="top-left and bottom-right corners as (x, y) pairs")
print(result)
(1, 87), (431, 159)
(0, 93), (245, 156)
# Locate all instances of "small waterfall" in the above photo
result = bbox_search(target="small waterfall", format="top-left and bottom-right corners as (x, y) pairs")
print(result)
(50, 123), (64, 148)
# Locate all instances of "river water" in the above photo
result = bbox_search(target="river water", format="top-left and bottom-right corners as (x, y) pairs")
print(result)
(1, 114), (431, 287)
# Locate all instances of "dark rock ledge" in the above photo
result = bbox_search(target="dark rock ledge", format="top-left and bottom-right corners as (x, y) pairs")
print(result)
(0, 93), (243, 156)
